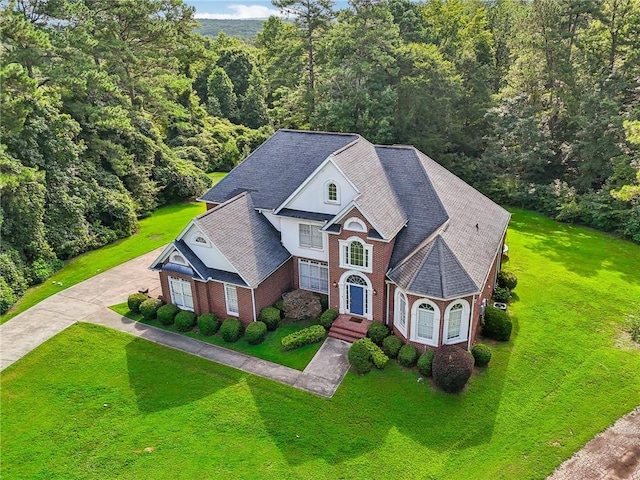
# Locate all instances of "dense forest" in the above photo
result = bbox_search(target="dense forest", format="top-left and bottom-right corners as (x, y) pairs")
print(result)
(1, 0), (639, 314)
(196, 19), (267, 39)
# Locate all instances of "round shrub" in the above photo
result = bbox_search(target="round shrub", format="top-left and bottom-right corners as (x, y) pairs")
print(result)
(259, 307), (280, 331)
(382, 335), (402, 358)
(220, 318), (243, 343)
(175, 310), (196, 332)
(417, 350), (435, 377)
(348, 340), (372, 374)
(139, 298), (162, 320)
(157, 303), (180, 325)
(197, 313), (220, 336)
(471, 344), (492, 367)
(245, 321), (268, 345)
(367, 321), (390, 346)
(498, 270), (518, 290)
(274, 299), (285, 316)
(398, 344), (418, 367)
(128, 293), (148, 313)
(483, 306), (513, 341)
(493, 286), (511, 303)
(318, 308), (338, 329)
(432, 345), (474, 394)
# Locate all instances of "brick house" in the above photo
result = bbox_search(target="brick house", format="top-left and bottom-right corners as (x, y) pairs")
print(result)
(150, 130), (510, 351)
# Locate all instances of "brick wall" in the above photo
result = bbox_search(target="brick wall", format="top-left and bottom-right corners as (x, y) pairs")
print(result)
(254, 259), (294, 317)
(327, 207), (395, 321)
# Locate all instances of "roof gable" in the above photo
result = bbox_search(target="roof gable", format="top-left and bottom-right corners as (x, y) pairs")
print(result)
(198, 130), (359, 210)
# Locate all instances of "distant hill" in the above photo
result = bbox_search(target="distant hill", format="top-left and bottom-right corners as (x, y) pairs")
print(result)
(195, 19), (267, 39)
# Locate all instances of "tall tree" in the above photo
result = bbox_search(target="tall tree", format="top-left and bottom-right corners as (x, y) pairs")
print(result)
(271, 0), (334, 119)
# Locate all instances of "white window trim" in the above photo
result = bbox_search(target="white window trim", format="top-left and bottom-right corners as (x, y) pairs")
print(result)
(170, 252), (187, 265)
(324, 179), (340, 204)
(410, 299), (440, 347)
(298, 258), (329, 294)
(298, 222), (324, 250)
(169, 276), (194, 311)
(344, 217), (366, 232)
(339, 236), (373, 273)
(191, 234), (211, 247)
(443, 299), (470, 344)
(394, 289), (408, 337)
(338, 270), (373, 320)
(224, 284), (239, 316)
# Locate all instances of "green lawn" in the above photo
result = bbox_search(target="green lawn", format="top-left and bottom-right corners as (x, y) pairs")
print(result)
(2, 209), (639, 479)
(110, 303), (323, 371)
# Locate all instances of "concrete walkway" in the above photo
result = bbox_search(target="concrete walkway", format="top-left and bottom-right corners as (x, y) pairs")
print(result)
(0, 247), (350, 397)
(548, 407), (640, 480)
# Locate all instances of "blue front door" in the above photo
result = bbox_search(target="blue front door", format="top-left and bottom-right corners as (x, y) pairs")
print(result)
(349, 284), (364, 316)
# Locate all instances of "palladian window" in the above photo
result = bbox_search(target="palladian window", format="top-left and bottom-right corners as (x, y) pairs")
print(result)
(340, 237), (372, 272)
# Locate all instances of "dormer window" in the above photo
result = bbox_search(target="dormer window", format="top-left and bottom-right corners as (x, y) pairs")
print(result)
(325, 180), (339, 204)
(170, 252), (187, 265)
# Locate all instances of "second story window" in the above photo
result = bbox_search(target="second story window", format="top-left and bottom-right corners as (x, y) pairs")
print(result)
(325, 180), (339, 204)
(299, 223), (323, 249)
(339, 237), (372, 272)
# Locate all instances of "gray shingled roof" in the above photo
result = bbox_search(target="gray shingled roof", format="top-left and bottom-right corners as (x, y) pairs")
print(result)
(414, 150), (511, 295)
(376, 146), (450, 267)
(193, 192), (291, 287)
(198, 130), (359, 209)
(388, 236), (478, 298)
(332, 138), (407, 240)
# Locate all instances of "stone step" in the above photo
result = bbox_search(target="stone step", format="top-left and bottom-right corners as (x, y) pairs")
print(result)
(328, 331), (360, 343)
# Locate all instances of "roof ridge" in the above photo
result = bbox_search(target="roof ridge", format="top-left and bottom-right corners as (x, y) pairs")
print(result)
(404, 240), (438, 287)
(330, 135), (363, 156)
(195, 191), (249, 220)
(436, 238), (448, 298)
(437, 237), (480, 292)
(374, 144), (415, 150)
(278, 128), (360, 137)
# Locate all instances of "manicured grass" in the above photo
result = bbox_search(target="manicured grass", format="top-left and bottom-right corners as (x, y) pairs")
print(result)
(207, 171), (228, 184)
(110, 302), (323, 371)
(2, 209), (639, 479)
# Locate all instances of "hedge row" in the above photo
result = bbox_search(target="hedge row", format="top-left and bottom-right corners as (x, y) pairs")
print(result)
(361, 338), (389, 369)
(281, 325), (326, 351)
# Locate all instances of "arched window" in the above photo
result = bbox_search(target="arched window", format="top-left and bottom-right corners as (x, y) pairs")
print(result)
(443, 300), (470, 344)
(346, 274), (367, 285)
(325, 180), (339, 204)
(395, 290), (408, 336)
(411, 299), (440, 346)
(195, 236), (207, 244)
(339, 237), (372, 272)
(345, 217), (366, 232)
(170, 252), (187, 265)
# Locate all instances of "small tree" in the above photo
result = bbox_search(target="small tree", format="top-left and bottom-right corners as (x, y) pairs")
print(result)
(282, 289), (322, 320)
(432, 345), (474, 394)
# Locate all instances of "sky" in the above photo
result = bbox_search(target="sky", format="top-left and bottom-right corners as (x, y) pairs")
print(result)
(184, 0), (351, 19)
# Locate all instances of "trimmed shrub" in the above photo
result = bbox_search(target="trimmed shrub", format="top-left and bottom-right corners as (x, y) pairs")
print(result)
(471, 344), (492, 367)
(128, 293), (148, 313)
(318, 309), (338, 329)
(245, 321), (268, 345)
(274, 299), (285, 316)
(367, 321), (390, 346)
(197, 313), (220, 336)
(259, 307), (280, 331)
(348, 340), (373, 374)
(498, 270), (518, 290)
(157, 303), (180, 325)
(483, 306), (513, 341)
(220, 318), (243, 343)
(417, 350), (435, 377)
(281, 325), (326, 351)
(382, 335), (403, 358)
(283, 289), (322, 321)
(139, 298), (162, 320)
(317, 294), (329, 311)
(175, 310), (196, 332)
(398, 344), (418, 367)
(493, 286), (511, 303)
(432, 345), (474, 394)
(627, 312), (640, 343)
(361, 338), (389, 369)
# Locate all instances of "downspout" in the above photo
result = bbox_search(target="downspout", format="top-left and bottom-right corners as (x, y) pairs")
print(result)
(385, 282), (390, 325)
(467, 294), (476, 351)
(251, 288), (257, 322)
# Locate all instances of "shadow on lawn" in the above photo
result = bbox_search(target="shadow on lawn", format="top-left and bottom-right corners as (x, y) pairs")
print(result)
(247, 338), (514, 466)
(125, 337), (236, 413)
(508, 211), (638, 282)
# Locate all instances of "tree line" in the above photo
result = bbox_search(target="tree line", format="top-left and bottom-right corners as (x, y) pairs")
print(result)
(1, 0), (639, 313)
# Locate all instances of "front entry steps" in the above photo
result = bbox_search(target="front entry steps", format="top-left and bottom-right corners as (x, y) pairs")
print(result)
(328, 314), (371, 343)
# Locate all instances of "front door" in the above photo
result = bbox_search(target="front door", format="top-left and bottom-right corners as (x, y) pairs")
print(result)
(349, 284), (365, 316)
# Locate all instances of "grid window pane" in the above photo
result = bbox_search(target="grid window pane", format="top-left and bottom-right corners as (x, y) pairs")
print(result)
(398, 294), (407, 328)
(349, 241), (364, 266)
(169, 277), (193, 311)
(225, 285), (239, 315)
(299, 259), (328, 293)
(328, 183), (337, 201)
(417, 304), (435, 340)
(448, 304), (463, 339)
(299, 224), (322, 249)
